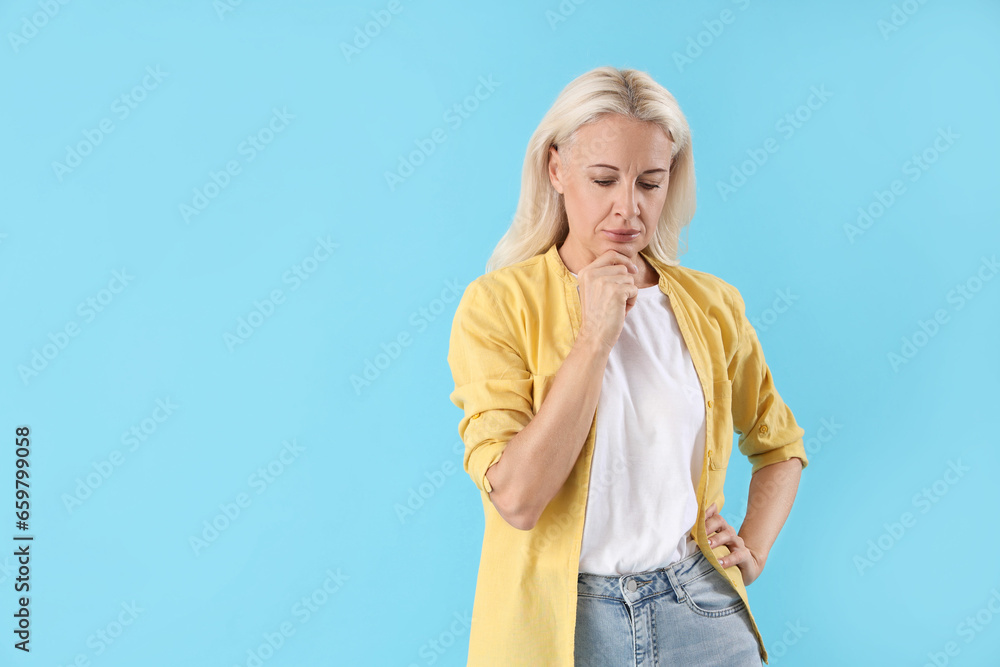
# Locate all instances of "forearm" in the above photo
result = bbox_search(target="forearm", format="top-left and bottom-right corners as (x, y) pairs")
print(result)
(737, 457), (803, 568)
(486, 332), (610, 530)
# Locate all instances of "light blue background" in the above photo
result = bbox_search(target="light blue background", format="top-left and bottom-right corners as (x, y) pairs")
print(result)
(1, 1), (998, 665)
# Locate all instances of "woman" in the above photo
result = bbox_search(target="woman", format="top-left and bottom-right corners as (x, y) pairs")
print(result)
(447, 66), (809, 667)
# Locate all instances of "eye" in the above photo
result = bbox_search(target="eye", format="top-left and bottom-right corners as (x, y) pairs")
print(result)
(592, 180), (660, 190)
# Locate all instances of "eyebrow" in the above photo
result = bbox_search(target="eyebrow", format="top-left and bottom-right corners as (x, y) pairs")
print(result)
(586, 163), (667, 175)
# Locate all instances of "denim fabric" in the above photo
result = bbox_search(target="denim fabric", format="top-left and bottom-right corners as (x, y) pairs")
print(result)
(575, 549), (764, 666)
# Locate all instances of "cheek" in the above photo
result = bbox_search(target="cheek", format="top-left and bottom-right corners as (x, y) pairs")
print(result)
(566, 187), (604, 221)
(643, 190), (668, 214)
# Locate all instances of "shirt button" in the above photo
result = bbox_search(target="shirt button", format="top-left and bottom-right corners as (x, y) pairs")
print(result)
(759, 424), (768, 435)
(707, 399), (714, 408)
(626, 580), (637, 592)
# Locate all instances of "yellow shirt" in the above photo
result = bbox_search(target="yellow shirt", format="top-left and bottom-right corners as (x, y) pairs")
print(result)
(447, 241), (809, 666)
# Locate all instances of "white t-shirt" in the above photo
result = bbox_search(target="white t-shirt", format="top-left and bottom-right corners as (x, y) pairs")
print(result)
(570, 275), (706, 575)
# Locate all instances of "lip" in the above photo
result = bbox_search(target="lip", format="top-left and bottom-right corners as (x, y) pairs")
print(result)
(603, 229), (640, 242)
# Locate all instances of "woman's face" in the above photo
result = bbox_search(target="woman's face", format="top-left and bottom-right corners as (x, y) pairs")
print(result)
(548, 114), (673, 274)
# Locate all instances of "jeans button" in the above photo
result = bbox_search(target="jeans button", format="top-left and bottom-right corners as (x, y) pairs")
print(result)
(626, 580), (637, 592)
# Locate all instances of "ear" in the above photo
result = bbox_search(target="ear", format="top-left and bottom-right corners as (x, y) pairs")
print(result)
(547, 145), (564, 194)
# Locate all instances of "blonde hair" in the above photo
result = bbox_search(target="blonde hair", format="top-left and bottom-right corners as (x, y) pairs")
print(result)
(486, 66), (696, 273)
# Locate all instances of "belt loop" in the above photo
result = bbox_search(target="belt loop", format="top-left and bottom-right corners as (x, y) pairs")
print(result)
(665, 566), (685, 603)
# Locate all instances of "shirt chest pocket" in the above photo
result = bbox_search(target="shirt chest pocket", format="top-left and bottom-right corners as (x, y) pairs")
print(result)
(708, 379), (734, 470)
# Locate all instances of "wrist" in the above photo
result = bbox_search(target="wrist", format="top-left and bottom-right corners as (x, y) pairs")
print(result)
(739, 530), (769, 567)
(575, 329), (611, 357)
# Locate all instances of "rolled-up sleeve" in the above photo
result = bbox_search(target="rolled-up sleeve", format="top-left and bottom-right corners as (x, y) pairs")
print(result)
(447, 279), (533, 494)
(727, 286), (809, 474)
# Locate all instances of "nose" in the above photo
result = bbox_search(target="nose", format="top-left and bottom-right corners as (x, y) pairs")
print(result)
(615, 181), (641, 223)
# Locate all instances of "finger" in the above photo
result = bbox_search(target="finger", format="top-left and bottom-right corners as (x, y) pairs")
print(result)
(590, 249), (638, 273)
(621, 278), (638, 302)
(706, 522), (733, 546)
(705, 518), (729, 542)
(584, 264), (636, 283)
(705, 502), (717, 517)
(719, 543), (748, 568)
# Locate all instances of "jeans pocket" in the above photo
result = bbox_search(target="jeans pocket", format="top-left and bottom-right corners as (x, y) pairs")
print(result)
(681, 567), (746, 618)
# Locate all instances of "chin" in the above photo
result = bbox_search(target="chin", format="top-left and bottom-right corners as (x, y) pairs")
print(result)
(603, 239), (639, 253)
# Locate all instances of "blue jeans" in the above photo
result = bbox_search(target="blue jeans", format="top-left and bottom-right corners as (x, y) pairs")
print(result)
(575, 549), (764, 666)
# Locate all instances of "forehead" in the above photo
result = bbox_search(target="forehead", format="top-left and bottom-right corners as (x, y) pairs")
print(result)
(570, 115), (673, 166)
